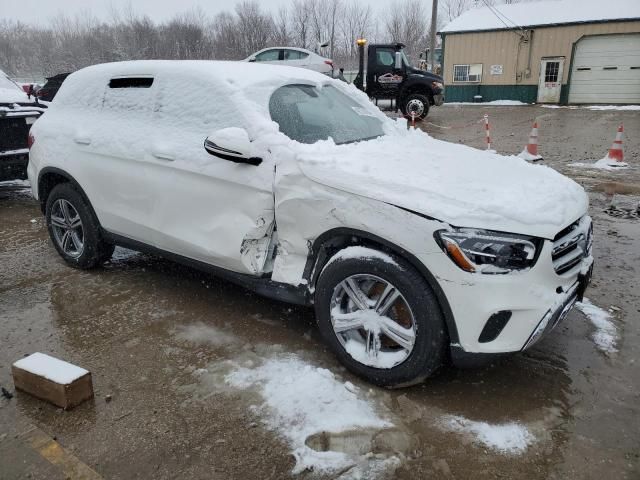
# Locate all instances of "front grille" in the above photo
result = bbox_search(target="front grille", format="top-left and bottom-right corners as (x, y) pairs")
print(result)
(0, 116), (32, 151)
(552, 216), (592, 275)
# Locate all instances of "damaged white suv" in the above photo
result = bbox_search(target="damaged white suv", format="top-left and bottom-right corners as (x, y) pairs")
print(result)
(28, 61), (593, 387)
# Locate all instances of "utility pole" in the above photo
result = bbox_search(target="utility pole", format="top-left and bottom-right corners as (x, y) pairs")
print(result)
(428, 0), (438, 72)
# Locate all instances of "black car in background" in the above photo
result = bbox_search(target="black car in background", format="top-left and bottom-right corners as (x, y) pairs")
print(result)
(36, 72), (71, 102)
(0, 70), (45, 182)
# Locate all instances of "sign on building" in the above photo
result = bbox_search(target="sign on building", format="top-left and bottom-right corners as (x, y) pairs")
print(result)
(490, 65), (503, 75)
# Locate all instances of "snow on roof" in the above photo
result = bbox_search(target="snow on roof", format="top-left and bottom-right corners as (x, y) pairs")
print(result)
(440, 0), (640, 34)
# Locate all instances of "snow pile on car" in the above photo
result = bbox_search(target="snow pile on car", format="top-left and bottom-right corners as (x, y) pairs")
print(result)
(294, 127), (588, 239)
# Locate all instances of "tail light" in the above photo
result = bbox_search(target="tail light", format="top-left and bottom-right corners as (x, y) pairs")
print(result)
(324, 60), (334, 69)
(28, 132), (35, 149)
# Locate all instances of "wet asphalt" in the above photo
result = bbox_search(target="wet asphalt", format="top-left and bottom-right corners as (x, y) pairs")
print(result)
(1, 106), (639, 479)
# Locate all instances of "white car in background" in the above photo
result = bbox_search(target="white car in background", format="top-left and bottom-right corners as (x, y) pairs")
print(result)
(28, 61), (593, 387)
(245, 47), (334, 75)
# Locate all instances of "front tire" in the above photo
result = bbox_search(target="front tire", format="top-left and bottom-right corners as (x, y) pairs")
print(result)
(314, 247), (446, 387)
(402, 93), (430, 121)
(45, 183), (114, 269)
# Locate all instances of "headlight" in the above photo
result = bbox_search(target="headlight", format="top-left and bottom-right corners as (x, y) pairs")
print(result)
(434, 228), (542, 274)
(432, 81), (444, 90)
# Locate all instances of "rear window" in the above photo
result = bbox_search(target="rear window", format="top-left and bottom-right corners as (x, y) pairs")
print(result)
(109, 77), (154, 89)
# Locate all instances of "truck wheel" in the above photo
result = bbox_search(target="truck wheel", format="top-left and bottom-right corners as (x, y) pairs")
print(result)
(45, 183), (114, 269)
(402, 93), (430, 121)
(314, 247), (446, 387)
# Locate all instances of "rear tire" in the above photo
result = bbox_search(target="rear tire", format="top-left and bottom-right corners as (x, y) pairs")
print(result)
(401, 93), (430, 121)
(314, 247), (446, 387)
(45, 183), (114, 269)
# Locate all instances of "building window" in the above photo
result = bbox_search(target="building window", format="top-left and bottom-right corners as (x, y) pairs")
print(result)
(453, 64), (483, 82)
(544, 61), (560, 82)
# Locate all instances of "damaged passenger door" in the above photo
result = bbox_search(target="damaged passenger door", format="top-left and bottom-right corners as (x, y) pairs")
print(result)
(147, 72), (276, 276)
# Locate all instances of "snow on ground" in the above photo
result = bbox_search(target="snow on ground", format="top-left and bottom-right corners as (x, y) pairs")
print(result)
(568, 158), (629, 171)
(224, 354), (393, 475)
(575, 298), (619, 354)
(110, 247), (141, 261)
(441, 415), (535, 454)
(542, 105), (640, 111)
(444, 100), (530, 106)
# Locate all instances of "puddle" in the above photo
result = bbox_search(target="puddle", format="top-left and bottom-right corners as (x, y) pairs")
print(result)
(592, 181), (640, 196)
(305, 427), (414, 457)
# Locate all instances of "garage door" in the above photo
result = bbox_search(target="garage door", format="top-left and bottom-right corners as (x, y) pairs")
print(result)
(568, 34), (640, 104)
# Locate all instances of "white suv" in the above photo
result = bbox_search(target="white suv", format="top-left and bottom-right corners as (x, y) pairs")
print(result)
(28, 61), (593, 387)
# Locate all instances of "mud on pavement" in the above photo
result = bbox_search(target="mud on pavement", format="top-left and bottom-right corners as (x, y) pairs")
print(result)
(1, 106), (639, 479)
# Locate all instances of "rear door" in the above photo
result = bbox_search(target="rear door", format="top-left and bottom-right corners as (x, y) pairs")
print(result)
(77, 75), (157, 242)
(146, 71), (276, 275)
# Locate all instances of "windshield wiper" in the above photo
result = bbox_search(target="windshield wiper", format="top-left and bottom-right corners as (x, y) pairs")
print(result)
(338, 134), (383, 145)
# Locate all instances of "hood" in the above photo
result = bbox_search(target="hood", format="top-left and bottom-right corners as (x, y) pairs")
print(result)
(0, 87), (29, 104)
(407, 67), (443, 83)
(295, 130), (588, 239)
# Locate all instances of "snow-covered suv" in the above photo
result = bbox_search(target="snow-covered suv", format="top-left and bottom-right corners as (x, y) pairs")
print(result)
(28, 61), (593, 387)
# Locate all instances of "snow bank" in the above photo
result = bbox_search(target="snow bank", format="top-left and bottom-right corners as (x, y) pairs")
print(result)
(225, 354), (391, 474)
(13, 352), (89, 385)
(444, 100), (529, 106)
(441, 415), (534, 454)
(441, 0), (640, 33)
(575, 298), (619, 354)
(542, 105), (640, 111)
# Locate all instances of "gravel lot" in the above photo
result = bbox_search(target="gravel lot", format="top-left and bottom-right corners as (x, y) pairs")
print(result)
(1, 105), (639, 479)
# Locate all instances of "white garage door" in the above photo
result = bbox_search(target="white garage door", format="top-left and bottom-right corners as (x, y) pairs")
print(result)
(569, 34), (640, 104)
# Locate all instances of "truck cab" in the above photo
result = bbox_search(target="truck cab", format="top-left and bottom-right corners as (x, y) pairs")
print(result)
(355, 43), (444, 121)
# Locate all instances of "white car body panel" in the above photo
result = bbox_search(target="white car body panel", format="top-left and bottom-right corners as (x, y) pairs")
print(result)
(29, 60), (592, 356)
(245, 47), (333, 74)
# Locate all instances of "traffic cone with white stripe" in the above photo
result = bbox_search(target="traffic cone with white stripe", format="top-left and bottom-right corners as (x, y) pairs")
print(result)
(602, 124), (627, 167)
(518, 122), (543, 162)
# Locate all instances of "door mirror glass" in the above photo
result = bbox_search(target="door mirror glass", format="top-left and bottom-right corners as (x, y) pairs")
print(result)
(395, 51), (402, 70)
(204, 127), (262, 166)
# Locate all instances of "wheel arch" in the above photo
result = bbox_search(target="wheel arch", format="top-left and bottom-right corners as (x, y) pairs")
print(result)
(303, 227), (459, 344)
(37, 167), (94, 217)
(399, 80), (434, 105)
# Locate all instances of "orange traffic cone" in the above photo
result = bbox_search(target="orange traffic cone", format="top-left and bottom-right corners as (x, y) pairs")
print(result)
(602, 124), (627, 167)
(518, 122), (543, 162)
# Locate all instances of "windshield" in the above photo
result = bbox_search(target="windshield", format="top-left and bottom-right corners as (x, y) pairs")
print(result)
(401, 51), (412, 68)
(269, 84), (385, 145)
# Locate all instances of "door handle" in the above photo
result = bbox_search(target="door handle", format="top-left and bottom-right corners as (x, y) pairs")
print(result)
(73, 137), (91, 145)
(152, 151), (175, 161)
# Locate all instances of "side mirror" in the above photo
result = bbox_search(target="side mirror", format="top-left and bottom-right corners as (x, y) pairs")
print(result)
(394, 51), (402, 70)
(248, 57), (256, 63)
(204, 127), (262, 166)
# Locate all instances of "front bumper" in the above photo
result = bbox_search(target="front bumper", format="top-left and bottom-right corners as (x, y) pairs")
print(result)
(0, 150), (29, 181)
(433, 93), (444, 106)
(417, 230), (593, 355)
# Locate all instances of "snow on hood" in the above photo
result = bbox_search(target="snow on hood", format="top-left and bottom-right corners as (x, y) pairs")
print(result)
(0, 87), (29, 103)
(295, 127), (588, 239)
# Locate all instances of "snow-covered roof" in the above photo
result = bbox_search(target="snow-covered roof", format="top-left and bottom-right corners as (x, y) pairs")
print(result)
(440, 0), (640, 34)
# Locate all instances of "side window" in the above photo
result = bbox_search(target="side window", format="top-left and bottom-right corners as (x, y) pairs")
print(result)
(153, 74), (244, 133)
(255, 49), (282, 62)
(284, 49), (309, 60)
(103, 76), (155, 113)
(376, 49), (395, 67)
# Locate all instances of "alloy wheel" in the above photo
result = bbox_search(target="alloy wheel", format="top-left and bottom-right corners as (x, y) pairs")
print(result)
(50, 199), (84, 258)
(330, 274), (417, 369)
